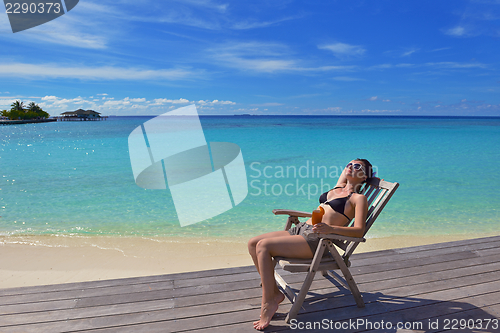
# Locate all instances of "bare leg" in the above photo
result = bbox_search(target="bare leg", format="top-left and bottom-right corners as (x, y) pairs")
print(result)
(248, 230), (290, 274)
(253, 235), (313, 330)
(248, 231), (290, 301)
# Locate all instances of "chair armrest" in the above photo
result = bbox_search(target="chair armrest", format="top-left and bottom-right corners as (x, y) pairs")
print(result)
(272, 209), (312, 218)
(317, 234), (366, 243)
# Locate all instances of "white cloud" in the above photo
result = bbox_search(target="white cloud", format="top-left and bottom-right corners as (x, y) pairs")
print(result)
(231, 16), (297, 30)
(359, 109), (401, 114)
(209, 41), (355, 73)
(430, 47), (452, 52)
(401, 48), (419, 57)
(396, 63), (415, 68)
(31, 94), (238, 115)
(325, 107), (342, 113)
(103, 100), (130, 107)
(445, 26), (467, 36)
(250, 102), (283, 107)
(365, 96), (391, 102)
(5, 1), (117, 49)
(384, 47), (420, 58)
(0, 63), (200, 81)
(425, 62), (487, 69)
(369, 64), (394, 70)
(368, 61), (487, 71)
(208, 42), (298, 73)
(233, 58), (297, 73)
(197, 99), (236, 105)
(152, 98), (190, 105)
(41, 96), (88, 107)
(29, 25), (107, 49)
(0, 99), (17, 108)
(318, 43), (366, 58)
(332, 76), (365, 82)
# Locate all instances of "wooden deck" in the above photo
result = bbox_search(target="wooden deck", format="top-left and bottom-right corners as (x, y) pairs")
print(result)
(53, 116), (108, 121)
(1, 236), (499, 333)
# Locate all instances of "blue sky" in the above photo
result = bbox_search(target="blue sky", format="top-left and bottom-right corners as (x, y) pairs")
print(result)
(1, 0), (499, 116)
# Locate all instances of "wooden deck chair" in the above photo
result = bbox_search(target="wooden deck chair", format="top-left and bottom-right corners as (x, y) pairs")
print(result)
(272, 178), (399, 323)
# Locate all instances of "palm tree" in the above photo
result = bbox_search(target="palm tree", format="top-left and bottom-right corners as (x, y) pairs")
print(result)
(11, 100), (24, 112)
(28, 102), (42, 113)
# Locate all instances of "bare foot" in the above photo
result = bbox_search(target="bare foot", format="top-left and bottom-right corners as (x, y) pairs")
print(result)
(253, 292), (284, 330)
(259, 292), (285, 318)
(253, 299), (279, 330)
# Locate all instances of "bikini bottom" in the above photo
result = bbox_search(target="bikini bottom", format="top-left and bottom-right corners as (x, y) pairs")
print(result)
(287, 222), (331, 257)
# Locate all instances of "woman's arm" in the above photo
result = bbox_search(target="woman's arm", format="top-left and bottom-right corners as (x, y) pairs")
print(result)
(335, 167), (348, 188)
(312, 194), (367, 238)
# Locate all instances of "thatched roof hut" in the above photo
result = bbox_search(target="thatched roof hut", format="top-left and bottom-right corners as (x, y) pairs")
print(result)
(61, 109), (101, 118)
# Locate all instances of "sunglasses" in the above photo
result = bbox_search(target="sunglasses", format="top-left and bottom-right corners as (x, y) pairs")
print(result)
(346, 162), (366, 173)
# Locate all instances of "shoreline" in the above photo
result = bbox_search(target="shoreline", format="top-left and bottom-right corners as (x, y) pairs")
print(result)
(1, 233), (497, 289)
(0, 118), (57, 125)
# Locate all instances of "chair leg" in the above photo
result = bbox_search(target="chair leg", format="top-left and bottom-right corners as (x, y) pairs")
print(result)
(285, 240), (327, 323)
(274, 271), (295, 303)
(326, 241), (365, 308)
(285, 268), (315, 323)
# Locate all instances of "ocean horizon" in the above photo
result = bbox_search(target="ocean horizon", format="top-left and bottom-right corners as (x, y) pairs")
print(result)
(2, 115), (499, 243)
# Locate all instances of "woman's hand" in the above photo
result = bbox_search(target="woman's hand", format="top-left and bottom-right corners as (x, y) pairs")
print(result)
(312, 222), (333, 234)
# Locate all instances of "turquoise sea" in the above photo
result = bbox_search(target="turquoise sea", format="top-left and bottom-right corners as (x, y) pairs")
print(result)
(1, 115), (500, 241)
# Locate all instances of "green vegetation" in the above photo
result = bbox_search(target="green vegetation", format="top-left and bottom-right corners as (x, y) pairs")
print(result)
(1, 100), (50, 120)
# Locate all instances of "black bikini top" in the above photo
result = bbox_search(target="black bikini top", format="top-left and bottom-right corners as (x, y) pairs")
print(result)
(319, 186), (353, 221)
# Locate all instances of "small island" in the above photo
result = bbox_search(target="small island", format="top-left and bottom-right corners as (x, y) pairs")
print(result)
(1, 103), (108, 125)
(0, 100), (55, 125)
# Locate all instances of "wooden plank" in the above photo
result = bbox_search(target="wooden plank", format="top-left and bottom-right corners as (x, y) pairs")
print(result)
(0, 236), (498, 333)
(0, 274), (263, 316)
(63, 281), (500, 333)
(360, 291), (500, 333)
(0, 266), (256, 297)
(393, 235), (500, 254)
(341, 234), (500, 263)
(0, 298), (175, 327)
(281, 279), (500, 332)
(352, 247), (500, 284)
(276, 235), (499, 282)
(0, 268), (264, 307)
(0, 280), (175, 306)
(0, 240), (492, 318)
(279, 269), (500, 318)
(185, 301), (500, 333)
(274, 246), (484, 294)
(2, 258), (498, 332)
(299, 260), (500, 307)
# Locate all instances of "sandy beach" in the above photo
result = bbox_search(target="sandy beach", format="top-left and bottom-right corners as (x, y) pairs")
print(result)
(1, 233), (493, 289)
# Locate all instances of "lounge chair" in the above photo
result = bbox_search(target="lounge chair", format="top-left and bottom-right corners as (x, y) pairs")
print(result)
(272, 178), (399, 323)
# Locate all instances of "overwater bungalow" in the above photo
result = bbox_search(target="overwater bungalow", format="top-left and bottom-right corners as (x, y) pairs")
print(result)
(57, 109), (107, 121)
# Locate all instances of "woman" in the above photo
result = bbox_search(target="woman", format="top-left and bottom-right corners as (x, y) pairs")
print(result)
(248, 159), (373, 330)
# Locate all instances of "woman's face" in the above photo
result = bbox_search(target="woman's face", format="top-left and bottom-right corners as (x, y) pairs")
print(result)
(345, 160), (367, 181)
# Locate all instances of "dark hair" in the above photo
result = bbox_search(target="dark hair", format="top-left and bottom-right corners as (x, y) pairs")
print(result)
(355, 158), (373, 181)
